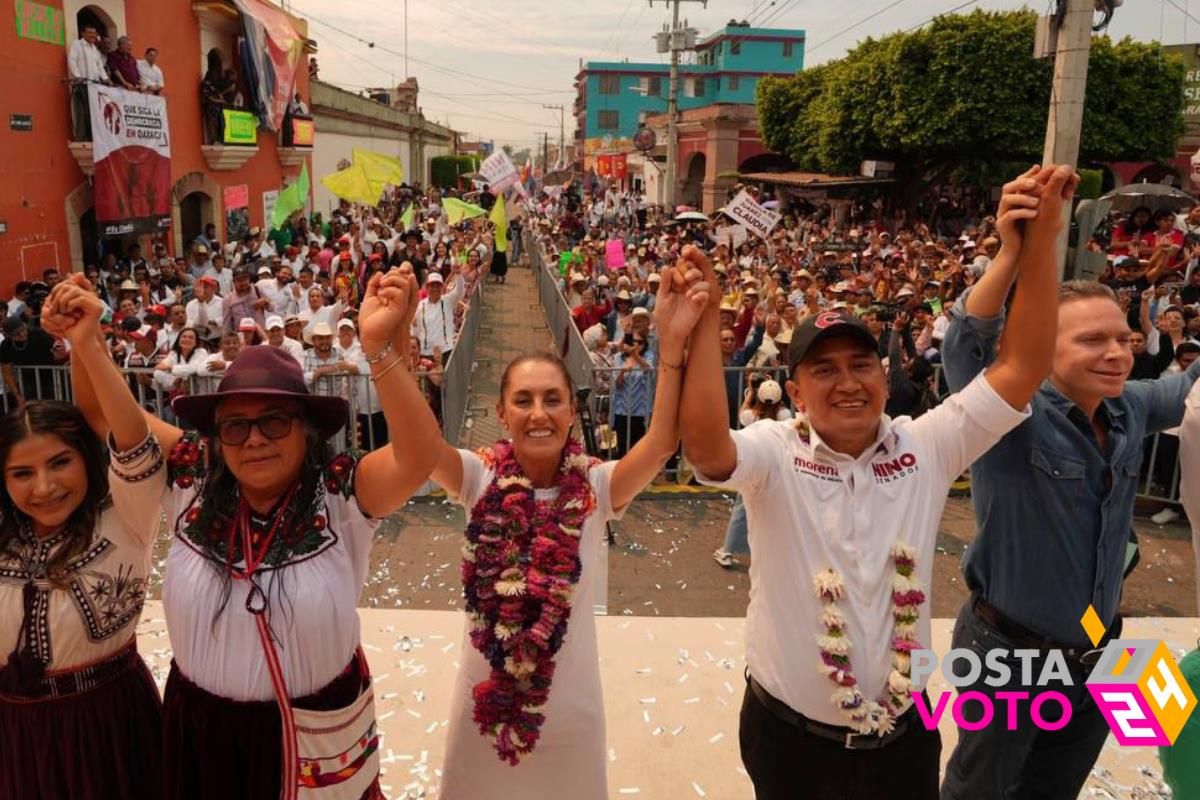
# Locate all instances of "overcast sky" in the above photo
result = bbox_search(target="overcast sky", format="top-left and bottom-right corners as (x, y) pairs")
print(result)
(289, 0), (1188, 150)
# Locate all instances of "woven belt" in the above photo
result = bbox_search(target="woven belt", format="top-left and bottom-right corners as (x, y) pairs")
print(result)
(3, 641), (140, 701)
(972, 597), (1120, 668)
(748, 675), (914, 750)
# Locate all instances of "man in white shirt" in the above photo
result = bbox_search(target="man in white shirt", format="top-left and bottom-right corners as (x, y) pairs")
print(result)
(256, 262), (300, 317)
(674, 166), (1069, 800)
(412, 272), (463, 366)
(204, 253), (234, 297)
(137, 46), (164, 94)
(302, 322), (358, 391)
(196, 331), (242, 392)
(264, 315), (304, 365)
(185, 276), (224, 343)
(67, 24), (108, 140)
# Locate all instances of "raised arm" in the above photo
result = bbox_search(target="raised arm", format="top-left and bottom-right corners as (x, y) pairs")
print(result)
(611, 262), (709, 509)
(963, 166), (1041, 319)
(985, 165), (1080, 410)
(679, 246), (739, 481)
(353, 268), (443, 517)
(45, 276), (182, 451)
(45, 283), (150, 451)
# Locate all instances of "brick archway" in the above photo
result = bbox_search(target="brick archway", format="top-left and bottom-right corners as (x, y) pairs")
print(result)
(65, 181), (95, 272)
(171, 172), (223, 256)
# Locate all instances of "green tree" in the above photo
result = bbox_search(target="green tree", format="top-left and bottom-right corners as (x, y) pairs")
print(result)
(756, 10), (1184, 187)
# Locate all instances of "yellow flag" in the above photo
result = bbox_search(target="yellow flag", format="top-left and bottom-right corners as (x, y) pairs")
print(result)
(489, 195), (507, 253)
(352, 148), (403, 185)
(399, 204), (414, 231)
(320, 162), (380, 206)
(442, 197), (487, 225)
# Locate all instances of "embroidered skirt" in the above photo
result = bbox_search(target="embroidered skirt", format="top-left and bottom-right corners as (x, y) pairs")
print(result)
(163, 655), (383, 800)
(0, 647), (163, 800)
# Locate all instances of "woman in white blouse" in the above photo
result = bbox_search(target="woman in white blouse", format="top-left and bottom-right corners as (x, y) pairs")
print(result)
(3, 285), (170, 798)
(59, 268), (443, 800)
(429, 261), (709, 799)
(154, 327), (209, 396)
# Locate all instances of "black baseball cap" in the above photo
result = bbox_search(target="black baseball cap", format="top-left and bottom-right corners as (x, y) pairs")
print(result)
(786, 310), (879, 374)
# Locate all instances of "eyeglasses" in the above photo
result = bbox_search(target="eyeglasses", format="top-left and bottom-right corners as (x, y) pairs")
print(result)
(215, 412), (299, 446)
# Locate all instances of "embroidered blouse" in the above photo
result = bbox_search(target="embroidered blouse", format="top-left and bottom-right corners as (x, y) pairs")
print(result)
(0, 433), (166, 672)
(160, 434), (379, 701)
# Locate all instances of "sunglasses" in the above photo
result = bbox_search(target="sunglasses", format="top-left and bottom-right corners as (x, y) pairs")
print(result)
(215, 411), (299, 446)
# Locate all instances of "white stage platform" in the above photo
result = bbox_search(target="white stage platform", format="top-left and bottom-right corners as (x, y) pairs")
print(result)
(136, 605), (1192, 799)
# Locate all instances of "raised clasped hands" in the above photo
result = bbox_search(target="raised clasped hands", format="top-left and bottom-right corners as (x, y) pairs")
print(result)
(652, 244), (714, 354)
(359, 264), (418, 358)
(42, 275), (104, 347)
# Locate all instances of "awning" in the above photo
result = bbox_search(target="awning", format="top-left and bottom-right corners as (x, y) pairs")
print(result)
(740, 171), (895, 188)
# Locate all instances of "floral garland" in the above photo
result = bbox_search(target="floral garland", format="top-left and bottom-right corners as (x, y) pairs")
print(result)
(462, 439), (595, 766)
(166, 431), (360, 569)
(813, 542), (925, 736)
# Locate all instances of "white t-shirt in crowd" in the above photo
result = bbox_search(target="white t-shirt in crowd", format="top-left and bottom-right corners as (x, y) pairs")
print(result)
(137, 59), (164, 90)
(698, 373), (1028, 727)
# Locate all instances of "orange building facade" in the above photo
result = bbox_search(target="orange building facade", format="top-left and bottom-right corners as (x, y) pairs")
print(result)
(1, 0), (314, 292)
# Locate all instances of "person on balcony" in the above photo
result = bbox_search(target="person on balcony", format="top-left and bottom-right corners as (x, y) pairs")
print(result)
(106, 36), (140, 91)
(67, 23), (108, 140)
(137, 46), (164, 94)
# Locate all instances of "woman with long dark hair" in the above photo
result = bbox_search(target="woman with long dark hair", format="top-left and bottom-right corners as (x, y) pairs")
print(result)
(1110, 205), (1155, 259)
(0, 322), (167, 798)
(430, 263), (709, 797)
(155, 326), (208, 398)
(48, 267), (442, 800)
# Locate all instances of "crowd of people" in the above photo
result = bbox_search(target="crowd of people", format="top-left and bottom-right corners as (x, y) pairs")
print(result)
(526, 176), (1200, 529)
(0, 185), (503, 451)
(6, 161), (1200, 800)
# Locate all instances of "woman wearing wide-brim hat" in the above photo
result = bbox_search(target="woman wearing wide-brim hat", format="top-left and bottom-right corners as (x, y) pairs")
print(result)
(50, 267), (442, 800)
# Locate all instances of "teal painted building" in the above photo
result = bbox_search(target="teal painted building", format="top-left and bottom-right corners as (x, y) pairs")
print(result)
(574, 23), (805, 159)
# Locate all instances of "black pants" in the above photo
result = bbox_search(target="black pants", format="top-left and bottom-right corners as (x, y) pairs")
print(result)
(613, 414), (646, 460)
(740, 682), (941, 800)
(940, 601), (1112, 800)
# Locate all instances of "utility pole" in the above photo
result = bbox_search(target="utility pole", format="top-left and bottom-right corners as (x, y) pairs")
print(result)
(543, 132), (549, 174)
(542, 104), (565, 169)
(1040, 0), (1096, 277)
(649, 0), (705, 210)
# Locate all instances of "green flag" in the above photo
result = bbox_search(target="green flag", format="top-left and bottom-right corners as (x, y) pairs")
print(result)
(271, 162), (310, 229)
(399, 204), (414, 231)
(442, 197), (487, 225)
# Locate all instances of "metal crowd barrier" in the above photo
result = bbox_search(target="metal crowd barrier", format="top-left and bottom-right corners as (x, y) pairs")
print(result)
(440, 278), (485, 446)
(528, 235), (596, 394)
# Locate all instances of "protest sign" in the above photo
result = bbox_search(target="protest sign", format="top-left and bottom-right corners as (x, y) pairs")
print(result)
(605, 240), (625, 269)
(709, 224), (749, 250)
(479, 151), (519, 194)
(88, 84), (171, 237)
(724, 190), (781, 239)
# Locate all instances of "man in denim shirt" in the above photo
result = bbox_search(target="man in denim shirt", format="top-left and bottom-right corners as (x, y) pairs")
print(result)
(941, 170), (1200, 800)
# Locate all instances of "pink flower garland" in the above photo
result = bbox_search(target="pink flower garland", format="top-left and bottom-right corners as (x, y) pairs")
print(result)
(813, 542), (926, 736)
(462, 439), (595, 765)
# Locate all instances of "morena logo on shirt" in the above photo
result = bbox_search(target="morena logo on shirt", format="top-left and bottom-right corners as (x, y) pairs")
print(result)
(793, 455), (840, 482)
(871, 452), (918, 483)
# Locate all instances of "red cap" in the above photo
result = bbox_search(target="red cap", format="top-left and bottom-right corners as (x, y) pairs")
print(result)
(197, 276), (218, 287)
(368, 253), (383, 263)
(339, 252), (352, 262)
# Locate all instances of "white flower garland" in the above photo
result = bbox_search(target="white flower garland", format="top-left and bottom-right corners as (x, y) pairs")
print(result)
(812, 542), (926, 736)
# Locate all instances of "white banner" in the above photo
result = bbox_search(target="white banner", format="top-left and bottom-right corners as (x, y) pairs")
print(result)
(710, 224), (749, 250)
(88, 84), (170, 161)
(724, 190), (780, 239)
(479, 151), (519, 194)
(262, 190), (279, 232)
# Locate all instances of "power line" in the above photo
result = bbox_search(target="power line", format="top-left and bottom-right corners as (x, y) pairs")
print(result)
(599, 0), (638, 56)
(902, 0), (981, 32)
(805, 0), (912, 55)
(611, 2), (650, 56)
(1164, 0), (1200, 31)
(296, 5), (568, 94)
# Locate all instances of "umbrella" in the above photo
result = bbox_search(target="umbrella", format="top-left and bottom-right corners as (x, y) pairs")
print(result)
(675, 211), (710, 222)
(1100, 182), (1195, 215)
